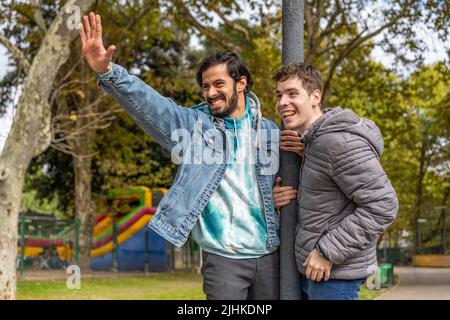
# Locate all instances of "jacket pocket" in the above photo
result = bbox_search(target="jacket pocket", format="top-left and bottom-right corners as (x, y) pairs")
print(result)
(157, 166), (186, 212)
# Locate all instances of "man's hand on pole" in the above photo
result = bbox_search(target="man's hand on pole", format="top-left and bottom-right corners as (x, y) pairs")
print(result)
(273, 177), (297, 212)
(280, 130), (304, 157)
(79, 12), (116, 74)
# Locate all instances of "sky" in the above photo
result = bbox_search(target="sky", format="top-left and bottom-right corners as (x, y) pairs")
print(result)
(0, 7), (448, 153)
(0, 44), (14, 153)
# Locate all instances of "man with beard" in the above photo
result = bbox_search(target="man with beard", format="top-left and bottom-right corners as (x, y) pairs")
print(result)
(80, 12), (280, 300)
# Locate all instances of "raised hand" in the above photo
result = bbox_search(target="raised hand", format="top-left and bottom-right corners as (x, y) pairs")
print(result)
(79, 12), (116, 73)
(280, 130), (304, 157)
(273, 176), (297, 211)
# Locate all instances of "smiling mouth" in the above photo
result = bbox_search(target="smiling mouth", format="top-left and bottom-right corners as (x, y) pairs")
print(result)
(281, 110), (296, 119)
(208, 96), (225, 108)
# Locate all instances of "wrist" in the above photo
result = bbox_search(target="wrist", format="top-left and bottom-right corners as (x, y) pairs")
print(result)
(315, 244), (326, 259)
(97, 62), (112, 74)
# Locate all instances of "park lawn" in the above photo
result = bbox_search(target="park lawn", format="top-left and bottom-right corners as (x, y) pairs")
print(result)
(17, 272), (206, 300)
(17, 271), (386, 300)
(358, 286), (385, 300)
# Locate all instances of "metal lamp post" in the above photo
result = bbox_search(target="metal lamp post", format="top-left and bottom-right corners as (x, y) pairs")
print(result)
(280, 0), (304, 300)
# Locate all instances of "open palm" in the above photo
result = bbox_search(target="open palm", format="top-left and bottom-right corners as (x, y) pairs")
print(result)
(79, 12), (116, 73)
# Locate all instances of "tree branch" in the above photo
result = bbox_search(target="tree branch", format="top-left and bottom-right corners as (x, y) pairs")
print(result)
(30, 0), (48, 33)
(322, 13), (406, 101)
(211, 4), (250, 42)
(173, 0), (241, 52)
(0, 34), (30, 74)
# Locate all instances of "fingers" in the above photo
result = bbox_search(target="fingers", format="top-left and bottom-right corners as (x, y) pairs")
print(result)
(324, 268), (331, 281)
(83, 15), (91, 39)
(274, 186), (296, 200)
(82, 12), (99, 39)
(274, 191), (297, 202)
(311, 269), (318, 282)
(274, 198), (296, 209)
(95, 14), (102, 37)
(303, 253), (311, 267)
(274, 189), (296, 209)
(280, 135), (302, 143)
(274, 176), (281, 187)
(315, 270), (324, 282)
(274, 186), (296, 193)
(89, 12), (96, 34)
(79, 23), (86, 46)
(280, 131), (304, 157)
(274, 177), (298, 209)
(305, 265), (312, 280)
(280, 141), (303, 149)
(106, 45), (116, 61)
(281, 130), (300, 137)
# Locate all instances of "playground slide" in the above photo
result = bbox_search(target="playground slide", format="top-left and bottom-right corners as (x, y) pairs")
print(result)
(19, 208), (168, 271)
(19, 187), (169, 271)
(89, 206), (168, 271)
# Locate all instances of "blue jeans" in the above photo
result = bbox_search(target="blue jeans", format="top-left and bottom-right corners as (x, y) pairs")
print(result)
(301, 277), (365, 300)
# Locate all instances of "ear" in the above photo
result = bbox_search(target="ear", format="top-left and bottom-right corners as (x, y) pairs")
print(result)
(237, 76), (247, 93)
(311, 89), (322, 107)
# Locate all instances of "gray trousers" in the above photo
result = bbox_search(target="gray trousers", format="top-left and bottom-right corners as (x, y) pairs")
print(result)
(201, 250), (279, 300)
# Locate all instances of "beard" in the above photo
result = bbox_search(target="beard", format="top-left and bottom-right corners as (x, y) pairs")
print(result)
(207, 84), (239, 117)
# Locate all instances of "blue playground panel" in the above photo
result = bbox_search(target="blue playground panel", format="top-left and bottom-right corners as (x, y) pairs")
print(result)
(90, 227), (168, 271)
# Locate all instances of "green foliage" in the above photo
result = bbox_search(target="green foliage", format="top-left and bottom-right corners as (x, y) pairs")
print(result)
(92, 110), (176, 193)
(2, 1), (448, 251)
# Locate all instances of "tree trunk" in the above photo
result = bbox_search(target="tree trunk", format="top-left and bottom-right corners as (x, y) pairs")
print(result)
(0, 0), (94, 299)
(0, 166), (22, 300)
(73, 151), (96, 270)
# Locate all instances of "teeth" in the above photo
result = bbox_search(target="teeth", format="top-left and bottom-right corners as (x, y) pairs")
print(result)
(210, 97), (224, 106)
(282, 111), (295, 117)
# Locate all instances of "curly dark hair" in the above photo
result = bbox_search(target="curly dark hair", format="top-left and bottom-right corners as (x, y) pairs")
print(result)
(196, 51), (254, 94)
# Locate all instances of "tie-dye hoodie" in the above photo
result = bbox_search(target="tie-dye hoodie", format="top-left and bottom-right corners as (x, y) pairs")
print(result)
(191, 97), (274, 258)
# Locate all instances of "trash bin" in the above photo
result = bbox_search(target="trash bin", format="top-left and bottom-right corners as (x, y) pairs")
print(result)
(379, 263), (393, 288)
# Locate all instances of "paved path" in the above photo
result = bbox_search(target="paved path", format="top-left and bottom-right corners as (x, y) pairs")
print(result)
(377, 266), (450, 300)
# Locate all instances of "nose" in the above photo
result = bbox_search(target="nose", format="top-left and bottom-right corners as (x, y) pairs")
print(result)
(206, 86), (218, 98)
(277, 94), (289, 111)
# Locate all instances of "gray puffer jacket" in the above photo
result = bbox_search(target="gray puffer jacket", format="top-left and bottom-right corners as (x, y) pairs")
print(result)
(295, 107), (398, 280)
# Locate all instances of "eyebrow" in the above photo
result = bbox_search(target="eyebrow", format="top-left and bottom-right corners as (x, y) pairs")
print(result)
(202, 79), (226, 87)
(275, 87), (300, 94)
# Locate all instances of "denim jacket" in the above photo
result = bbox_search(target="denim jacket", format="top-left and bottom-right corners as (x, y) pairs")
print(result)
(97, 63), (280, 248)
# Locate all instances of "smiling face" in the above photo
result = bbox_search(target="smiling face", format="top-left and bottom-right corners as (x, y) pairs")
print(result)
(201, 63), (247, 118)
(276, 76), (322, 132)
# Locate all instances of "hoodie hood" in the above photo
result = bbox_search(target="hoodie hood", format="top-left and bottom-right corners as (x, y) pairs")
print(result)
(301, 107), (384, 157)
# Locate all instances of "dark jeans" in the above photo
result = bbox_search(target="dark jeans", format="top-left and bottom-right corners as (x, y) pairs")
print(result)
(201, 250), (279, 300)
(301, 277), (366, 300)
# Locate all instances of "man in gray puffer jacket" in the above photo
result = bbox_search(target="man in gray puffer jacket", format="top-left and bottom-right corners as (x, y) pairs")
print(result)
(273, 62), (398, 300)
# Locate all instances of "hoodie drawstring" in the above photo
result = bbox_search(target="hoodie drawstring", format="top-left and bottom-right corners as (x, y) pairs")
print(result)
(233, 118), (240, 161)
(249, 92), (262, 149)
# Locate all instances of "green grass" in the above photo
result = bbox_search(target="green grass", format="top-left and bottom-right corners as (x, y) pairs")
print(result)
(17, 272), (388, 300)
(17, 272), (206, 300)
(358, 285), (385, 300)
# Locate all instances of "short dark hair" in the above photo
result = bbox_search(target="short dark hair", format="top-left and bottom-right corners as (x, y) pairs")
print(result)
(273, 62), (322, 95)
(196, 51), (253, 94)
